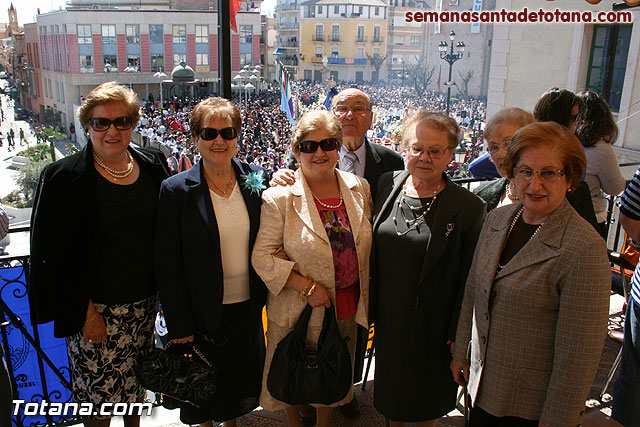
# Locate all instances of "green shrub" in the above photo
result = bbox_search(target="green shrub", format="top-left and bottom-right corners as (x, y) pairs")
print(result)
(16, 160), (48, 201)
(65, 143), (79, 156)
(2, 190), (26, 208)
(17, 143), (51, 162)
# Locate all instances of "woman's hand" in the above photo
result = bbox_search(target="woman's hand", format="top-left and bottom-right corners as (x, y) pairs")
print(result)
(171, 335), (194, 344)
(82, 313), (107, 344)
(447, 340), (455, 354)
(269, 169), (296, 187)
(306, 283), (332, 308)
(450, 359), (470, 386)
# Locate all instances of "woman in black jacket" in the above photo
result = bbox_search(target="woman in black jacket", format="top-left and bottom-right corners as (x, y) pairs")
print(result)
(154, 97), (267, 427)
(29, 81), (170, 427)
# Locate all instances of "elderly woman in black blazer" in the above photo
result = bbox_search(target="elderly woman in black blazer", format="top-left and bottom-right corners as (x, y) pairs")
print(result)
(155, 97), (267, 427)
(371, 110), (486, 426)
(29, 82), (170, 427)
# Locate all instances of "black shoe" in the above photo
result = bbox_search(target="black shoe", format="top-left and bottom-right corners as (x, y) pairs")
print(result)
(300, 405), (316, 426)
(338, 395), (361, 419)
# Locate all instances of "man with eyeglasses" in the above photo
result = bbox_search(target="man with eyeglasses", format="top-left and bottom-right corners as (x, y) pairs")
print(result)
(273, 88), (403, 200)
(271, 88), (403, 420)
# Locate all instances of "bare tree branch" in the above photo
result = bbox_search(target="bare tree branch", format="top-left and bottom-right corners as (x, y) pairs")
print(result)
(456, 69), (475, 99)
(405, 54), (435, 95)
(366, 53), (387, 82)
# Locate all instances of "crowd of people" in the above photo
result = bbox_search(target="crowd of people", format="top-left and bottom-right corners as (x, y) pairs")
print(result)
(21, 77), (637, 427)
(133, 81), (486, 178)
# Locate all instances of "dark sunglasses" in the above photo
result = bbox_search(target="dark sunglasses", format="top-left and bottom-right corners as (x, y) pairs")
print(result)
(198, 127), (238, 141)
(298, 138), (340, 153)
(89, 116), (133, 132)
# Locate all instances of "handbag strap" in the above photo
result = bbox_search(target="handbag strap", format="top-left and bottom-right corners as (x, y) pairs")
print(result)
(317, 302), (341, 348)
(164, 340), (213, 368)
(292, 304), (314, 339)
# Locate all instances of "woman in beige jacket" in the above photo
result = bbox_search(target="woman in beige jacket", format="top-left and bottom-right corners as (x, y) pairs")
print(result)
(252, 110), (372, 427)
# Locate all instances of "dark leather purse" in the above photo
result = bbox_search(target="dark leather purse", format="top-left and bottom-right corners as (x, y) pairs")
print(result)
(267, 303), (352, 405)
(136, 338), (217, 408)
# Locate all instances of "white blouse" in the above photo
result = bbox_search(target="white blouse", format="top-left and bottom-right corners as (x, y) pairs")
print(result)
(210, 182), (251, 304)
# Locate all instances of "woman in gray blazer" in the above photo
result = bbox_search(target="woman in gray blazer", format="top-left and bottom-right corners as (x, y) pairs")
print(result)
(451, 122), (611, 426)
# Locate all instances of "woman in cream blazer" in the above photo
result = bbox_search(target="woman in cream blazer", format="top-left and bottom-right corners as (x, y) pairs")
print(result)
(252, 110), (372, 427)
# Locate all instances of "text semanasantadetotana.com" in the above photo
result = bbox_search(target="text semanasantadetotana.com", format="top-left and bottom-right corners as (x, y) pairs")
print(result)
(12, 400), (153, 417)
(405, 8), (632, 24)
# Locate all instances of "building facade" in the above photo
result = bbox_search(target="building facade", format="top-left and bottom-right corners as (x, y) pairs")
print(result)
(24, 23), (44, 120)
(274, 0), (301, 73)
(487, 0), (639, 161)
(299, 0), (388, 83)
(33, 5), (262, 128)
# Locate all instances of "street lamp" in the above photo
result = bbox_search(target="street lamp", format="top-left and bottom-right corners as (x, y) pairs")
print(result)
(439, 30), (465, 116)
(153, 67), (168, 109)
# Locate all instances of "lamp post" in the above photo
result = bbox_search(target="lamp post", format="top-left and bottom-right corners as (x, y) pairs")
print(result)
(438, 31), (465, 116)
(153, 67), (168, 110)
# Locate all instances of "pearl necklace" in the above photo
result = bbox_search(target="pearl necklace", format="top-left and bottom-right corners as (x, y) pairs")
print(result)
(393, 181), (441, 236)
(505, 181), (520, 201)
(93, 151), (134, 181)
(497, 206), (542, 270)
(313, 192), (343, 209)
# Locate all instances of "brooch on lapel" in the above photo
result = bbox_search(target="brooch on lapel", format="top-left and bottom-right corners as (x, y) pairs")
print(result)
(240, 171), (267, 195)
(445, 223), (455, 237)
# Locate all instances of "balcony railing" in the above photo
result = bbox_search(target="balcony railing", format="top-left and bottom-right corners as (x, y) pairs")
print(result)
(275, 4), (299, 12)
(331, 36), (340, 42)
(276, 22), (300, 30)
(281, 57), (299, 66)
(312, 35), (324, 41)
(327, 57), (368, 64)
(373, 37), (383, 43)
(356, 36), (367, 42)
(279, 41), (299, 48)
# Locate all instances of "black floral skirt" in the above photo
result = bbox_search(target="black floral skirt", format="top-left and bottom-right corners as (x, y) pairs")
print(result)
(65, 296), (156, 416)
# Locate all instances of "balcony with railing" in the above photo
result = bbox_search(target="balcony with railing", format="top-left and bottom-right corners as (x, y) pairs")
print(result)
(356, 36), (367, 43)
(279, 41), (299, 48)
(312, 35), (324, 41)
(372, 36), (384, 43)
(276, 22), (300, 30)
(275, 3), (299, 12)
(331, 36), (340, 42)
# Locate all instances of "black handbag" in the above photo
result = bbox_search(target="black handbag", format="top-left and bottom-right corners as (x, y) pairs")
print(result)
(267, 303), (352, 405)
(136, 338), (217, 408)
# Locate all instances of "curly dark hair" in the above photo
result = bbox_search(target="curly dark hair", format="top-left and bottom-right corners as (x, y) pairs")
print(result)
(575, 91), (618, 148)
(533, 87), (583, 128)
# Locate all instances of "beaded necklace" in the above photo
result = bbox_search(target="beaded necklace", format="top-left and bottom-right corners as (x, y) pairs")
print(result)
(505, 181), (520, 201)
(392, 181), (441, 236)
(497, 206), (543, 270)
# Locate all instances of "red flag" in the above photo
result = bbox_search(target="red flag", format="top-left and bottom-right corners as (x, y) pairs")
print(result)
(230, 0), (242, 33)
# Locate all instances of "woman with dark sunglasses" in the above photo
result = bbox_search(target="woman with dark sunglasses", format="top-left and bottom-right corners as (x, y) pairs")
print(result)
(155, 97), (267, 427)
(252, 110), (372, 427)
(370, 110), (486, 426)
(29, 82), (170, 427)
